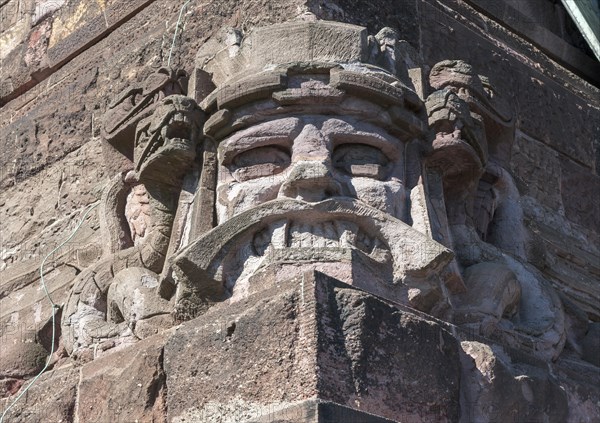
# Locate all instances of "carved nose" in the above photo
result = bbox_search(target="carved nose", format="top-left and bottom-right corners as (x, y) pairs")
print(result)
(279, 161), (341, 202)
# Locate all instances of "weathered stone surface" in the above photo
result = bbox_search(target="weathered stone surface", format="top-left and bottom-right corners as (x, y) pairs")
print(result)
(511, 131), (563, 211)
(581, 322), (600, 367)
(317, 274), (461, 421)
(164, 274), (318, 422)
(249, 399), (396, 422)
(555, 357), (600, 423)
(309, 0), (420, 48)
(1, 0), (599, 421)
(0, 134), (105, 273)
(522, 200), (600, 320)
(0, 365), (78, 422)
(0, 336), (47, 379)
(165, 271), (461, 422)
(460, 341), (568, 423)
(251, 21), (367, 70)
(560, 158), (600, 232)
(0, 263), (77, 379)
(0, 378), (24, 401)
(452, 262), (521, 330)
(77, 333), (168, 423)
(0, 0), (158, 106)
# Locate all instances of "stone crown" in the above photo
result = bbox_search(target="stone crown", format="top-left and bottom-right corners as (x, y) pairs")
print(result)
(190, 20), (427, 141)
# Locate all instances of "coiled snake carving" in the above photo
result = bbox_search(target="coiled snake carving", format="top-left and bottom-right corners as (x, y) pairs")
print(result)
(61, 68), (203, 357)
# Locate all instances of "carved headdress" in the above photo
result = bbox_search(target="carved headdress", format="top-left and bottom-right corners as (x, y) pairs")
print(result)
(167, 20), (459, 319)
(190, 20), (427, 141)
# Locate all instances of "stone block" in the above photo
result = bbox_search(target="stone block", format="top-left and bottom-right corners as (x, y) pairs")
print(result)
(0, 6), (28, 61)
(0, 0), (24, 33)
(0, 264), (77, 320)
(164, 270), (461, 422)
(511, 131), (562, 210)
(77, 333), (169, 423)
(0, 337), (47, 379)
(250, 21), (367, 69)
(248, 399), (396, 422)
(47, 0), (156, 68)
(0, 365), (78, 422)
(310, 0), (419, 48)
(560, 158), (600, 232)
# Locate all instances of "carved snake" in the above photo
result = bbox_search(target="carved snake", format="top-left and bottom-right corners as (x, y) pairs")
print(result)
(61, 69), (202, 357)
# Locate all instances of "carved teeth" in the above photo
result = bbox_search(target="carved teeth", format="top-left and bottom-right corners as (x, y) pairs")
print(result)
(151, 112), (192, 156)
(165, 112), (191, 141)
(271, 221), (287, 249)
(251, 219), (387, 258)
(335, 221), (358, 248)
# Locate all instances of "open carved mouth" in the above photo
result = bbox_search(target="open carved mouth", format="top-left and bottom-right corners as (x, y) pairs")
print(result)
(171, 198), (452, 289)
(143, 112), (194, 162)
(251, 219), (391, 262)
(136, 107), (198, 180)
(160, 112), (193, 148)
(168, 198), (453, 317)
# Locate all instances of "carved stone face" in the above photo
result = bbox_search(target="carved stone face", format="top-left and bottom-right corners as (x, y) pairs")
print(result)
(198, 113), (441, 303)
(216, 115), (407, 223)
(171, 84), (451, 315)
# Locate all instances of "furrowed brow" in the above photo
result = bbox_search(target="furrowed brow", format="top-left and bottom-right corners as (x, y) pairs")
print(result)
(220, 136), (293, 164)
(330, 131), (401, 161)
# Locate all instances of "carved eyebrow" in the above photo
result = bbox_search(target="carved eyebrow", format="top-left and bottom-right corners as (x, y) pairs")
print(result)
(219, 118), (300, 163)
(330, 132), (401, 161)
(219, 136), (293, 164)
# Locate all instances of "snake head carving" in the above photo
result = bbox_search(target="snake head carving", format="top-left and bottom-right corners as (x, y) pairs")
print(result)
(103, 67), (189, 146)
(133, 95), (204, 185)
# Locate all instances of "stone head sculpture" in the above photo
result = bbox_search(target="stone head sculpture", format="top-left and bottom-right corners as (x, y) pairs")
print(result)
(60, 19), (566, 367)
(167, 20), (456, 319)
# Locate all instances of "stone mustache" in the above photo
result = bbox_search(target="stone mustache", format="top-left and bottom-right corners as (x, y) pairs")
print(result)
(61, 20), (565, 364)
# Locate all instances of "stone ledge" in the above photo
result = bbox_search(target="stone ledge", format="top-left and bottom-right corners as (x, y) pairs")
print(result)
(464, 0), (600, 86)
(247, 399), (396, 423)
(0, 0), (156, 106)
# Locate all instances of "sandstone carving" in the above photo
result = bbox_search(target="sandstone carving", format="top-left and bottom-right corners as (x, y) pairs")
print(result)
(0, 12), (586, 422)
(425, 60), (566, 361)
(60, 70), (204, 357)
(56, 20), (570, 369)
(0, 0), (598, 418)
(164, 21), (458, 323)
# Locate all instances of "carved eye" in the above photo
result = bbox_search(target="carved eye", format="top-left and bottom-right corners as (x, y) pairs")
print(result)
(332, 144), (390, 179)
(231, 145), (291, 181)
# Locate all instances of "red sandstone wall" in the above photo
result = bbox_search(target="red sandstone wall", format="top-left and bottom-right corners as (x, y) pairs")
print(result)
(0, 0), (598, 421)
